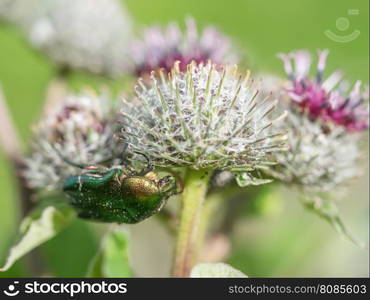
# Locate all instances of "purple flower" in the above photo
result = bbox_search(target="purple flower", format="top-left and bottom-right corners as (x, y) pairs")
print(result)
(278, 49), (369, 132)
(130, 17), (239, 76)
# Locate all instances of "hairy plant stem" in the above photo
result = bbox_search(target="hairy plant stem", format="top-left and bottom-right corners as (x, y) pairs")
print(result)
(172, 168), (211, 277)
(192, 192), (222, 264)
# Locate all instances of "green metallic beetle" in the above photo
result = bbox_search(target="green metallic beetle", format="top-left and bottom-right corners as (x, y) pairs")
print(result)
(60, 153), (177, 224)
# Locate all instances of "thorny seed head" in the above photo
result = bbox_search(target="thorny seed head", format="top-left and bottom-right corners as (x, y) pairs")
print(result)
(14, 0), (133, 77)
(120, 61), (288, 172)
(24, 91), (118, 190)
(266, 105), (361, 192)
(278, 49), (369, 132)
(130, 17), (240, 76)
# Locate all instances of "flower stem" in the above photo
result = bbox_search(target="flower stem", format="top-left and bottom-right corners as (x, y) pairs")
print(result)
(172, 168), (211, 277)
(192, 192), (223, 264)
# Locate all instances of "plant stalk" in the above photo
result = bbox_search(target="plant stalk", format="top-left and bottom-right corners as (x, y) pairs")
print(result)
(192, 192), (222, 264)
(172, 168), (211, 277)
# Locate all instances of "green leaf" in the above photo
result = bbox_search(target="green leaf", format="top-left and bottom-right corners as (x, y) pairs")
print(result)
(235, 172), (272, 187)
(0, 203), (75, 272)
(190, 263), (248, 278)
(86, 228), (132, 278)
(302, 194), (364, 248)
(40, 219), (99, 277)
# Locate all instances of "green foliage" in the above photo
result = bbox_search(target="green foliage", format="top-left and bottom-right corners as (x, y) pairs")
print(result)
(40, 220), (99, 277)
(0, 202), (75, 272)
(86, 228), (132, 278)
(301, 194), (364, 247)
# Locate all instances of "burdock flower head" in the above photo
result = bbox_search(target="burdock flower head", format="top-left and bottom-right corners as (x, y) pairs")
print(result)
(21, 0), (133, 76)
(25, 91), (117, 189)
(130, 18), (240, 76)
(278, 49), (369, 131)
(268, 49), (369, 192)
(120, 61), (287, 174)
(268, 110), (360, 192)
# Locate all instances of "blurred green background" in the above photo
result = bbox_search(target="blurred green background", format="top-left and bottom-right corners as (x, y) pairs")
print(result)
(0, 0), (368, 277)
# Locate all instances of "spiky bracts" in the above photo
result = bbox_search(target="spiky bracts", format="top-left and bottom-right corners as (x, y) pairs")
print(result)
(266, 108), (360, 192)
(120, 61), (287, 172)
(24, 91), (117, 189)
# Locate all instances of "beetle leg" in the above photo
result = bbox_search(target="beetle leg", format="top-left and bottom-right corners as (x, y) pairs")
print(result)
(133, 151), (154, 175)
(159, 175), (178, 196)
(157, 168), (184, 193)
(124, 165), (137, 176)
